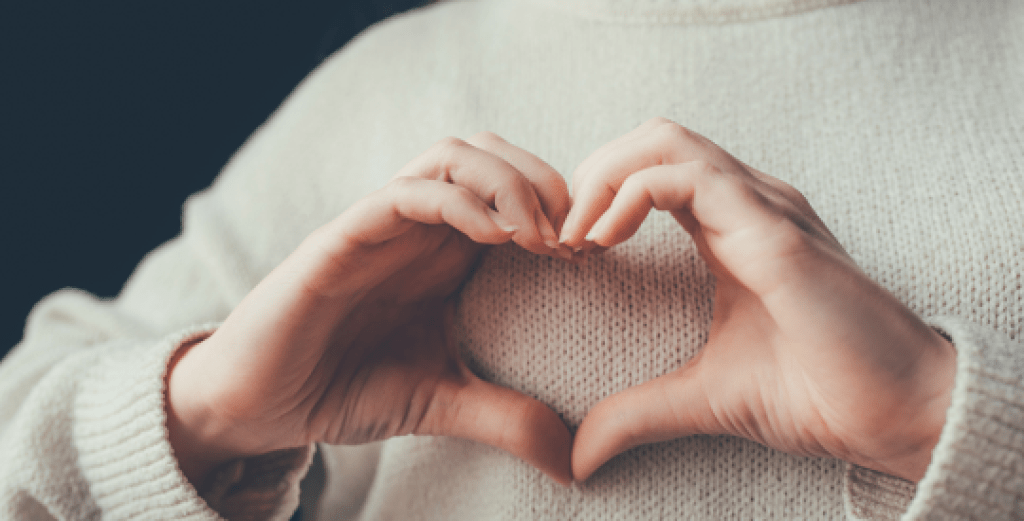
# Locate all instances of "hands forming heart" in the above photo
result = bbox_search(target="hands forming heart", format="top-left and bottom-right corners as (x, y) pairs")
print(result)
(166, 118), (956, 493)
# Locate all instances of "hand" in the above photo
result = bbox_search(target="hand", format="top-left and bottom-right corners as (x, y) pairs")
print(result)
(562, 118), (956, 483)
(166, 132), (575, 490)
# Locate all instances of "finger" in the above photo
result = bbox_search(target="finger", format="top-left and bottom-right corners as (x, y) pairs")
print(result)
(572, 367), (719, 482)
(561, 118), (749, 248)
(331, 177), (517, 247)
(422, 375), (574, 486)
(568, 119), (657, 204)
(582, 159), (821, 298)
(465, 132), (572, 247)
(586, 161), (797, 293)
(585, 161), (771, 246)
(396, 137), (554, 256)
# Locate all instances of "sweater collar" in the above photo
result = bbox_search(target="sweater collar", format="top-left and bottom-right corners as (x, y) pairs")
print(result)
(522, 0), (866, 24)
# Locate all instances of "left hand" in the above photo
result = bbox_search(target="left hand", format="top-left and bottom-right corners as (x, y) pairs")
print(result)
(561, 118), (956, 483)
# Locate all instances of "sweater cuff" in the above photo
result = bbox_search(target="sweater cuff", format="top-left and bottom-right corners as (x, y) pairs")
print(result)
(74, 325), (223, 519)
(844, 316), (1024, 520)
(74, 325), (313, 520)
(203, 445), (314, 521)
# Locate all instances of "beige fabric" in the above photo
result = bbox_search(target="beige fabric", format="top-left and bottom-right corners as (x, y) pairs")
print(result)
(1, 0), (1023, 519)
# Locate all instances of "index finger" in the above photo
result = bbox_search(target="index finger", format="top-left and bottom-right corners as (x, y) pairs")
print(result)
(559, 118), (749, 248)
(395, 137), (555, 256)
(466, 131), (572, 258)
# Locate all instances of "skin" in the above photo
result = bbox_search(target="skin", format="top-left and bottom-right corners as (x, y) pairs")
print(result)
(561, 118), (955, 483)
(167, 119), (956, 496)
(167, 132), (576, 491)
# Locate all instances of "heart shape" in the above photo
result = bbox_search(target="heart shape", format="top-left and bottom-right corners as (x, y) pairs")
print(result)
(167, 119), (954, 491)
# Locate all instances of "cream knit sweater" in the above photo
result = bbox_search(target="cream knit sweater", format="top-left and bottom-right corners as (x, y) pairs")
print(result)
(1, 0), (1022, 519)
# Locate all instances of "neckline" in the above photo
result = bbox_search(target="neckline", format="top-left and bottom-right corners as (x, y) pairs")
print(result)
(519, 0), (866, 24)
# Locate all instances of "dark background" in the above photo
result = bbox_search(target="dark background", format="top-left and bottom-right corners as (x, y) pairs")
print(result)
(0, 0), (426, 360)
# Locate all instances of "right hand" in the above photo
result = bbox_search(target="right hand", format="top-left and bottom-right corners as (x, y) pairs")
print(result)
(166, 132), (575, 489)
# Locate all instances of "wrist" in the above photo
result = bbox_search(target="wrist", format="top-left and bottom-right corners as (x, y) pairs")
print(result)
(165, 336), (246, 491)
(863, 331), (957, 482)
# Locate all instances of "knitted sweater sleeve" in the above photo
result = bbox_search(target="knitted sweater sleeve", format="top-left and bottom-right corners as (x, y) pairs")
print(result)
(0, 226), (313, 520)
(0, 13), (431, 516)
(844, 316), (1024, 520)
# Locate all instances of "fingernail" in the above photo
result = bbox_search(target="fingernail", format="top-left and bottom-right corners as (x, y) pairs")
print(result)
(488, 209), (519, 234)
(584, 230), (597, 242)
(545, 238), (560, 250)
(558, 218), (573, 244)
(535, 208), (559, 239)
(496, 219), (519, 234)
(553, 214), (567, 236)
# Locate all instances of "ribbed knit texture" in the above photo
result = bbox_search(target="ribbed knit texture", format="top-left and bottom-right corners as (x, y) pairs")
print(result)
(74, 326), (223, 519)
(0, 302), (312, 520)
(909, 319), (1024, 519)
(0, 317), (224, 520)
(846, 317), (1024, 520)
(1, 0), (1022, 519)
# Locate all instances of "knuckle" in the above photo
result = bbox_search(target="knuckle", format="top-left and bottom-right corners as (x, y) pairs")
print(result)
(689, 160), (720, 180)
(450, 184), (479, 205)
(433, 135), (467, 150)
(431, 136), (469, 158)
(710, 170), (753, 202)
(429, 136), (471, 176)
(538, 167), (568, 191)
(786, 185), (811, 206)
(620, 171), (646, 194)
(653, 118), (694, 144)
(643, 116), (675, 128)
(467, 130), (505, 147)
(770, 218), (819, 258)
(505, 168), (535, 191)
(769, 179), (813, 213)
(510, 182), (539, 210)
(385, 175), (418, 195)
(763, 174), (804, 200)
(620, 177), (653, 209)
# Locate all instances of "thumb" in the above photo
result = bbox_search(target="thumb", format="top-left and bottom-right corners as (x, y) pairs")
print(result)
(572, 364), (720, 482)
(424, 375), (574, 486)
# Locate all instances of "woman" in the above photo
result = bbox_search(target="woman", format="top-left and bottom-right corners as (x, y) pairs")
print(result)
(1, 0), (1021, 519)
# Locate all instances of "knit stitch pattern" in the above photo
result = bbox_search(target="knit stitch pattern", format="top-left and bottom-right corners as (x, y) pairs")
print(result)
(2, 0), (1022, 519)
